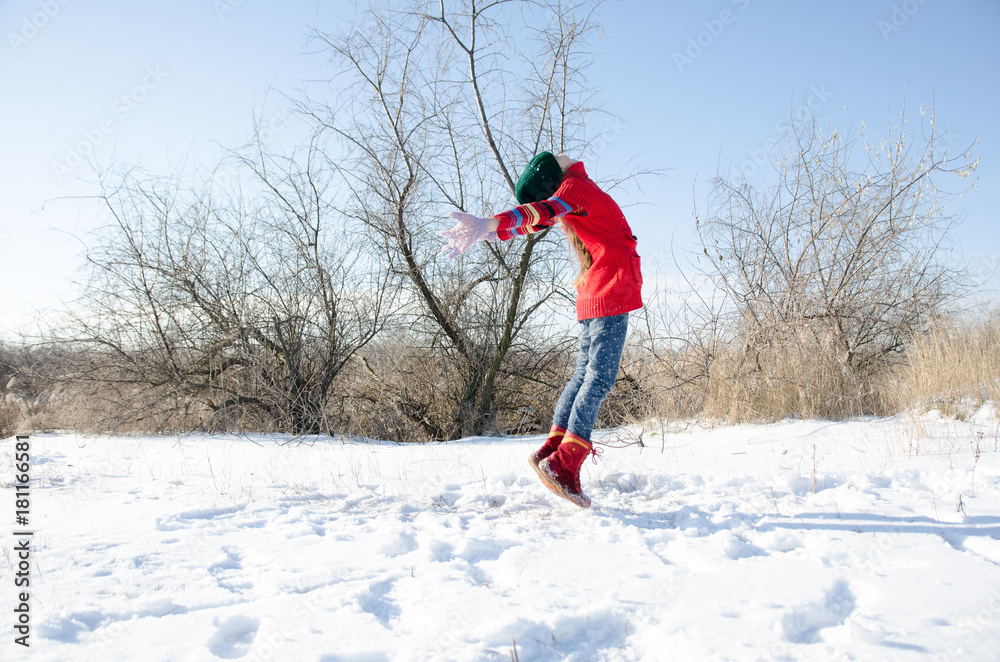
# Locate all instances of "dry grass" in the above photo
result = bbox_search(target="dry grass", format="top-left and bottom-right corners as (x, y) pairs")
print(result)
(608, 342), (710, 428)
(44, 382), (219, 435)
(887, 310), (1000, 417)
(624, 310), (998, 426)
(2, 346), (59, 436)
(4, 311), (998, 438)
(701, 324), (880, 422)
(1, 390), (59, 437)
(1, 397), (26, 438)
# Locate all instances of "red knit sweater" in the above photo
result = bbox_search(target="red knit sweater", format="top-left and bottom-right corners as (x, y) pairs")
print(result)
(492, 162), (643, 321)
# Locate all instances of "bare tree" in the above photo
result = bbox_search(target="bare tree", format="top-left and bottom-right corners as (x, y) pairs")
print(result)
(307, 0), (609, 439)
(696, 102), (979, 418)
(57, 131), (392, 434)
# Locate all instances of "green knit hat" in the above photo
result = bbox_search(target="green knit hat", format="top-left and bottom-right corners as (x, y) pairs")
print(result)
(515, 152), (564, 204)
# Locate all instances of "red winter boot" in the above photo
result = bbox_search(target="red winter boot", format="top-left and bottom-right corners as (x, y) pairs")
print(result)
(536, 432), (594, 508)
(528, 425), (566, 470)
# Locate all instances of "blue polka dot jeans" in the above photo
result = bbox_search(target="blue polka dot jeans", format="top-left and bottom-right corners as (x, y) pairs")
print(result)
(551, 313), (629, 442)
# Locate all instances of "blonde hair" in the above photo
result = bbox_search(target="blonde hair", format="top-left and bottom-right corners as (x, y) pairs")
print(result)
(561, 220), (592, 287)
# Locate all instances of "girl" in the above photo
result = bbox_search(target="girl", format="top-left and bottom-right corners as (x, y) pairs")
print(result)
(440, 152), (643, 507)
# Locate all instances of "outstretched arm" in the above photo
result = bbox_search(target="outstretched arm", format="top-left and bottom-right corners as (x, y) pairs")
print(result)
(441, 155), (583, 258)
(441, 197), (582, 258)
(491, 196), (580, 240)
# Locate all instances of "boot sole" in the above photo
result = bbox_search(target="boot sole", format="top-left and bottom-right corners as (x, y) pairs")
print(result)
(529, 455), (591, 508)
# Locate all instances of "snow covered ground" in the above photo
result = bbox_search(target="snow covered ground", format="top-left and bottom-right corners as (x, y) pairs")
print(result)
(2, 410), (1000, 661)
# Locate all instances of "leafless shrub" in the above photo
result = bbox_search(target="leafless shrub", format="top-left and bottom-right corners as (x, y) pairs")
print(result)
(305, 0), (626, 439)
(702, 320), (868, 421)
(338, 334), (572, 442)
(693, 101), (978, 421)
(53, 133), (391, 435)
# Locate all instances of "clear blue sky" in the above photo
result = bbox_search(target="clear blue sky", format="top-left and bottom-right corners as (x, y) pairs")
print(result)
(1, 0), (998, 338)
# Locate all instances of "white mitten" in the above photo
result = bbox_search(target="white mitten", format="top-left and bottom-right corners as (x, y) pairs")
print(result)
(440, 211), (491, 259)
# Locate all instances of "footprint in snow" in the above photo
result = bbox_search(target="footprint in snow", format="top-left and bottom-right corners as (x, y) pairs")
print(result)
(207, 614), (260, 659)
(209, 546), (253, 593)
(721, 532), (766, 560)
(378, 530), (418, 557)
(37, 610), (109, 643)
(780, 579), (856, 644)
(155, 505), (245, 531)
(356, 579), (400, 628)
